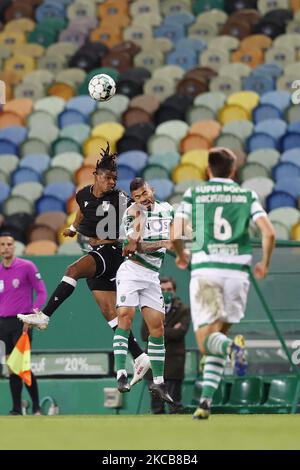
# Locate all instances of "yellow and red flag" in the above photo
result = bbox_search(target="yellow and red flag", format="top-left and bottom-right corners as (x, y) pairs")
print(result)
(7, 330), (32, 386)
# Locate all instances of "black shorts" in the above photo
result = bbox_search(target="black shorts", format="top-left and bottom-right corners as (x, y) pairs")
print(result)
(0, 316), (33, 355)
(87, 244), (124, 292)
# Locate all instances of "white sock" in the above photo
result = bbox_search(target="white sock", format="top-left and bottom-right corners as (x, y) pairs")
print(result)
(117, 370), (127, 379)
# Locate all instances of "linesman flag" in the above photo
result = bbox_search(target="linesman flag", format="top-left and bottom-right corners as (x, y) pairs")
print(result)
(7, 330), (32, 386)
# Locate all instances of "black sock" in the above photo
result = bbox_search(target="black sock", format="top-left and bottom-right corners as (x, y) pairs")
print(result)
(25, 372), (40, 412)
(111, 325), (144, 360)
(43, 278), (76, 317)
(9, 374), (22, 413)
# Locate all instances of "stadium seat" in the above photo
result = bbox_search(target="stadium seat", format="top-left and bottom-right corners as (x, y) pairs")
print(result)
(20, 154), (50, 175)
(118, 150), (148, 172)
(25, 240), (57, 255)
(266, 191), (298, 212)
(262, 377), (300, 413)
(3, 195), (34, 216)
(35, 195), (66, 214)
(225, 378), (264, 413)
(12, 182), (43, 203)
(35, 211), (67, 233)
(148, 178), (174, 200)
(273, 162), (300, 181)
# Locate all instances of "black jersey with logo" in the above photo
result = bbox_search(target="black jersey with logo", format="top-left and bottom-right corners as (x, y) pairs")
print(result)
(75, 186), (131, 239)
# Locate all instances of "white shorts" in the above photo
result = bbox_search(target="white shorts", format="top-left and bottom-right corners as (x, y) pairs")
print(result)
(116, 260), (165, 314)
(190, 274), (250, 331)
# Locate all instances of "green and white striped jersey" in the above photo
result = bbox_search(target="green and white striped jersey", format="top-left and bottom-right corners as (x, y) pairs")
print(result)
(176, 178), (266, 277)
(123, 200), (174, 272)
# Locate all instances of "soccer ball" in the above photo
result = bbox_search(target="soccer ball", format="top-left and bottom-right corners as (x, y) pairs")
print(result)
(88, 74), (116, 101)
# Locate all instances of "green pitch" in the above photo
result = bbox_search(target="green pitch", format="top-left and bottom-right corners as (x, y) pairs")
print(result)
(0, 415), (299, 450)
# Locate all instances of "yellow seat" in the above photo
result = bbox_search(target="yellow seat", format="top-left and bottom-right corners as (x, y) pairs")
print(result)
(83, 136), (116, 157)
(91, 122), (125, 143)
(4, 54), (35, 80)
(4, 18), (35, 33)
(172, 163), (203, 184)
(291, 221), (300, 240)
(0, 31), (26, 50)
(181, 149), (208, 179)
(218, 104), (250, 125)
(227, 91), (260, 114)
(17, 44), (45, 59)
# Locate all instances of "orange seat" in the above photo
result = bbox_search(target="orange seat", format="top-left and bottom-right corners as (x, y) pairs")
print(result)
(83, 154), (99, 167)
(47, 83), (76, 101)
(130, 94), (160, 115)
(0, 70), (21, 88)
(75, 166), (94, 186)
(180, 134), (211, 153)
(0, 111), (24, 128)
(4, 98), (33, 119)
(189, 120), (221, 142)
(90, 26), (122, 48)
(240, 34), (272, 51)
(231, 48), (264, 68)
(24, 240), (57, 255)
(291, 0), (300, 12)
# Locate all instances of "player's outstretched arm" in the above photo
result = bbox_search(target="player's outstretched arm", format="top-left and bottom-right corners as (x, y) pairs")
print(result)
(62, 210), (84, 238)
(254, 216), (276, 279)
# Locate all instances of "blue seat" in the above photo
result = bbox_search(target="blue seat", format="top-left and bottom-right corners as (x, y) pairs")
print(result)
(35, 195), (65, 214)
(0, 182), (10, 204)
(0, 126), (27, 145)
(66, 96), (96, 117)
(243, 73), (274, 95)
(281, 132), (300, 152)
(260, 90), (291, 112)
(118, 179), (131, 195)
(247, 133), (278, 153)
(11, 167), (41, 186)
(252, 64), (283, 81)
(148, 179), (174, 200)
(288, 121), (300, 134)
(164, 12), (195, 28)
(43, 182), (75, 202)
(0, 139), (18, 155)
(20, 154), (51, 175)
(272, 162), (300, 181)
(176, 37), (207, 54)
(118, 150), (148, 172)
(35, 1), (66, 23)
(117, 164), (138, 180)
(275, 177), (300, 199)
(154, 23), (186, 44)
(266, 191), (297, 212)
(58, 109), (87, 128)
(255, 119), (287, 141)
(253, 104), (282, 123)
(166, 48), (198, 71)
(281, 148), (300, 167)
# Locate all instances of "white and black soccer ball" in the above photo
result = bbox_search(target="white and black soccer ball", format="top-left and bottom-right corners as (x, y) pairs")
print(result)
(88, 73), (116, 101)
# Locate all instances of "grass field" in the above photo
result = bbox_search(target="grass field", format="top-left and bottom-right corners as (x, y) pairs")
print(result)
(0, 414), (299, 450)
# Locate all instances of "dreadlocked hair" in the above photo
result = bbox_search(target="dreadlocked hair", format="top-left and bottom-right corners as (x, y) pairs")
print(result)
(95, 142), (118, 173)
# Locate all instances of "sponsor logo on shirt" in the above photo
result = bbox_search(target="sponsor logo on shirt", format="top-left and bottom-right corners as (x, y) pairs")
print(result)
(102, 201), (110, 212)
(0, 280), (4, 293)
(84, 201), (89, 207)
(35, 272), (42, 280)
(12, 278), (20, 288)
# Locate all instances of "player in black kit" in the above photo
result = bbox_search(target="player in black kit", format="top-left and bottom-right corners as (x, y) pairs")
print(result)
(18, 145), (150, 385)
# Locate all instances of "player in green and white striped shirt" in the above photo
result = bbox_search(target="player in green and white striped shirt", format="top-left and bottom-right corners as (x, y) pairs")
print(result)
(173, 148), (275, 419)
(113, 178), (174, 406)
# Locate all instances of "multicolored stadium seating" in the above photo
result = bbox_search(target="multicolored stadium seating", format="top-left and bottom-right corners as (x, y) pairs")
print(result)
(1, 0), (300, 254)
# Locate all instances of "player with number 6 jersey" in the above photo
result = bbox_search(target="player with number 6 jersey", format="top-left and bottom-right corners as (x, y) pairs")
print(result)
(173, 148), (275, 419)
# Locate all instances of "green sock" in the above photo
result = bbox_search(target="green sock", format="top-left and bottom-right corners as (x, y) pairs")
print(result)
(201, 355), (226, 403)
(113, 328), (129, 375)
(148, 336), (165, 384)
(204, 332), (231, 357)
